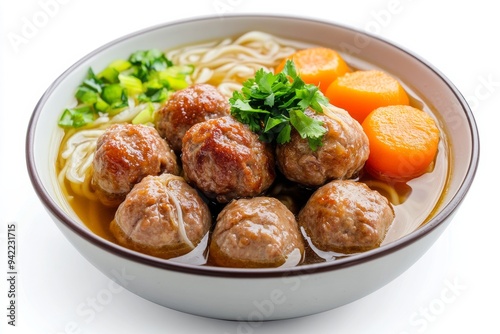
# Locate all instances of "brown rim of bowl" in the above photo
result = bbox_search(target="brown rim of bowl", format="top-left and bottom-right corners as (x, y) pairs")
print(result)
(25, 14), (480, 279)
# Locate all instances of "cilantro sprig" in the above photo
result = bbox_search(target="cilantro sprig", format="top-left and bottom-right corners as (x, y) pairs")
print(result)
(229, 60), (329, 151)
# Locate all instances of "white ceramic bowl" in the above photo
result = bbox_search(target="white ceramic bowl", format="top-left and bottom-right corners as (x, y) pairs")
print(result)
(26, 14), (479, 321)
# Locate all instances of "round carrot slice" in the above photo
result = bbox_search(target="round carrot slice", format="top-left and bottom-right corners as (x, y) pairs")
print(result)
(361, 105), (440, 182)
(326, 70), (410, 124)
(275, 47), (350, 94)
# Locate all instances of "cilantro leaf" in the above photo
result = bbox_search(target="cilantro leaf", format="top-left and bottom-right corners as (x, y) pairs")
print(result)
(229, 60), (329, 150)
(289, 109), (327, 140)
(277, 123), (292, 144)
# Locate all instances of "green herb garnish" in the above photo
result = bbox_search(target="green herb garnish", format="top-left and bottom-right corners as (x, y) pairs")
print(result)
(58, 49), (194, 128)
(229, 60), (329, 150)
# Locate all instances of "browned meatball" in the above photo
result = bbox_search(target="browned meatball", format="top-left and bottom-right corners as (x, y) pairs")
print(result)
(182, 116), (276, 203)
(276, 104), (369, 187)
(91, 124), (179, 207)
(209, 197), (304, 268)
(298, 180), (394, 254)
(155, 83), (230, 152)
(110, 173), (211, 259)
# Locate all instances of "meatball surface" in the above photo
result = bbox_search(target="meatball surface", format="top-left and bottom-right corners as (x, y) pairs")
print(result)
(182, 116), (276, 203)
(91, 123), (179, 207)
(298, 180), (394, 254)
(110, 173), (211, 259)
(209, 197), (304, 268)
(155, 83), (230, 152)
(276, 104), (369, 187)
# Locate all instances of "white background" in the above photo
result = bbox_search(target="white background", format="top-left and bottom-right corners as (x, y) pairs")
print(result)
(0, 0), (498, 333)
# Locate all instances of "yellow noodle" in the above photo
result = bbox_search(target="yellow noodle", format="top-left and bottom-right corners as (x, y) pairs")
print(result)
(163, 174), (195, 250)
(166, 31), (310, 97)
(363, 180), (401, 205)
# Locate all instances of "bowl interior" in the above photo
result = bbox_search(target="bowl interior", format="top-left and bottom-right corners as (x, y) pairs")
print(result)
(26, 14), (479, 276)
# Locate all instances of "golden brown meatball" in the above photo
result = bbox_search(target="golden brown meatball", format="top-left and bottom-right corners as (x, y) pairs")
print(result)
(208, 197), (304, 268)
(91, 124), (179, 207)
(298, 180), (394, 254)
(181, 116), (276, 203)
(276, 104), (369, 187)
(155, 83), (230, 152)
(110, 173), (211, 259)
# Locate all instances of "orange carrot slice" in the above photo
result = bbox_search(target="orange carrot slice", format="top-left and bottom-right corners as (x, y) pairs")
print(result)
(361, 105), (440, 182)
(275, 47), (350, 94)
(326, 70), (410, 124)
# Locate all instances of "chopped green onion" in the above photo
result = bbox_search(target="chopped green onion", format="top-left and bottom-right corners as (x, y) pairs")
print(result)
(149, 88), (169, 102)
(101, 84), (125, 105)
(158, 65), (194, 90)
(94, 97), (110, 112)
(98, 60), (132, 83)
(165, 76), (190, 91)
(132, 103), (155, 124)
(75, 86), (98, 105)
(118, 74), (143, 95)
(58, 106), (96, 128)
(101, 84), (128, 114)
(109, 59), (132, 72)
(138, 87), (168, 103)
(97, 67), (119, 84)
(129, 49), (172, 70)
(143, 79), (163, 92)
(58, 49), (194, 128)
(81, 69), (102, 93)
(129, 49), (173, 81)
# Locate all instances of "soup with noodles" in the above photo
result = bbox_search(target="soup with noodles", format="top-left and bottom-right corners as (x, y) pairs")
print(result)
(55, 31), (451, 266)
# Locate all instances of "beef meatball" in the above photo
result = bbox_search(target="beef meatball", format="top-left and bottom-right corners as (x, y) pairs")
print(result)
(91, 123), (179, 207)
(276, 104), (369, 187)
(209, 197), (304, 268)
(298, 180), (394, 254)
(110, 173), (212, 259)
(155, 83), (230, 152)
(182, 116), (276, 203)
